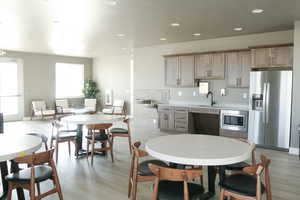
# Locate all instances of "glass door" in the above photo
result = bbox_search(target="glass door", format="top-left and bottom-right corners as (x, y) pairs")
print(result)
(0, 59), (23, 121)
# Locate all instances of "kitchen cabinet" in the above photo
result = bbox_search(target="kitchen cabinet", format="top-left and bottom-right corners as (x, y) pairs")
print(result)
(174, 107), (189, 132)
(164, 55), (194, 87)
(195, 53), (225, 80)
(158, 106), (174, 130)
(251, 45), (293, 69)
(178, 56), (195, 87)
(226, 51), (251, 88)
(165, 56), (178, 87)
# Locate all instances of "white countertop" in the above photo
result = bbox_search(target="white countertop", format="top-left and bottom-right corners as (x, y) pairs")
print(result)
(158, 102), (249, 111)
(145, 134), (254, 166)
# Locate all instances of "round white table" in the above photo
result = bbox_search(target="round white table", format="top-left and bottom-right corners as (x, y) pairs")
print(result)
(0, 135), (42, 162)
(0, 135), (42, 200)
(145, 134), (254, 200)
(61, 114), (124, 157)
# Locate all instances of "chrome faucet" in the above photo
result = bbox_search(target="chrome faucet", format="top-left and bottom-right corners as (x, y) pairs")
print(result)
(206, 91), (216, 106)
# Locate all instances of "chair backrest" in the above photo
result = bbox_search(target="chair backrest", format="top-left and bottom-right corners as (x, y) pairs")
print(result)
(15, 149), (55, 166)
(149, 164), (203, 200)
(112, 99), (125, 114)
(256, 155), (272, 200)
(32, 101), (46, 112)
(86, 123), (113, 131)
(56, 99), (69, 109)
(85, 99), (97, 112)
(238, 138), (256, 166)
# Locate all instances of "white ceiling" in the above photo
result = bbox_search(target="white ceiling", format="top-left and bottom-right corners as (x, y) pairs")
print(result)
(0, 0), (299, 57)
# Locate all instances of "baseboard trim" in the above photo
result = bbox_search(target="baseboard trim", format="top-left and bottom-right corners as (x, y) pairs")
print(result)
(289, 147), (299, 155)
(22, 117), (31, 121)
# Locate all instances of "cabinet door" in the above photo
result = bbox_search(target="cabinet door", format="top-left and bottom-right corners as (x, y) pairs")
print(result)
(271, 46), (293, 67)
(165, 57), (178, 87)
(226, 52), (241, 88)
(178, 55), (195, 87)
(195, 54), (212, 79)
(158, 111), (174, 130)
(211, 53), (225, 79)
(251, 48), (271, 68)
(240, 51), (251, 88)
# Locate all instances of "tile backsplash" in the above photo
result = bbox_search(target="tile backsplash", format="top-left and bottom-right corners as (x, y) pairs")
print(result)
(169, 80), (249, 106)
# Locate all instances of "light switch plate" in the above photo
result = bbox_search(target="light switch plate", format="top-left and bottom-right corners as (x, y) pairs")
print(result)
(220, 88), (226, 96)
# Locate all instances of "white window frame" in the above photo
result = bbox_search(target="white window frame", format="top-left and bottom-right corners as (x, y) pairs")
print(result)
(55, 63), (84, 98)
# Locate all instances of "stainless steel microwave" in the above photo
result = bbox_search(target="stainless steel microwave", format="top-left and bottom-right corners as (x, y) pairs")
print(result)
(220, 110), (248, 132)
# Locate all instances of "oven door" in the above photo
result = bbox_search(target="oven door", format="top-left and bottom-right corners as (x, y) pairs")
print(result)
(220, 110), (248, 132)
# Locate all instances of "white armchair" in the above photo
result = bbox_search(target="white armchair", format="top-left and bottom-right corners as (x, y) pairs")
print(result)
(84, 99), (97, 113)
(55, 99), (74, 114)
(31, 100), (56, 120)
(103, 99), (126, 115)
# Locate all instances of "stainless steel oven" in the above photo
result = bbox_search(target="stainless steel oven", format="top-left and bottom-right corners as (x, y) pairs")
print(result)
(220, 110), (248, 132)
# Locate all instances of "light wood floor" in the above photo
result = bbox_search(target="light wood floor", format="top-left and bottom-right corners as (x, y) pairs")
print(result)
(2, 119), (300, 200)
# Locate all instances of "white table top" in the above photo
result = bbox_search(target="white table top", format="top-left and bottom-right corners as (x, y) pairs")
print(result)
(0, 135), (42, 162)
(145, 134), (254, 166)
(61, 113), (124, 125)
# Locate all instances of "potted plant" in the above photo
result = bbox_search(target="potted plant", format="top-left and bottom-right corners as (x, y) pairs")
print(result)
(82, 80), (99, 98)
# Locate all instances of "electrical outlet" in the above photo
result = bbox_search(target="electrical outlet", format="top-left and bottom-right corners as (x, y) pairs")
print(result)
(193, 91), (196, 96)
(243, 93), (248, 99)
(220, 88), (226, 96)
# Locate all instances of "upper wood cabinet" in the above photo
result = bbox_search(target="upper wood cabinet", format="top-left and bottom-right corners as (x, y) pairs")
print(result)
(165, 56), (179, 87)
(251, 45), (293, 69)
(195, 53), (225, 80)
(164, 55), (195, 87)
(226, 51), (251, 88)
(178, 55), (195, 87)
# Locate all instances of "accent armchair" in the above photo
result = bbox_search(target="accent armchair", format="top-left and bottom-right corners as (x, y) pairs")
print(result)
(31, 101), (56, 120)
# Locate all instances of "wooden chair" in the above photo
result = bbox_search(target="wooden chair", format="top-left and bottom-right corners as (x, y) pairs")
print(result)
(128, 141), (168, 200)
(5, 149), (63, 200)
(219, 155), (272, 200)
(103, 99), (126, 115)
(27, 133), (49, 151)
(31, 101), (56, 120)
(225, 138), (256, 173)
(149, 164), (204, 200)
(86, 123), (114, 165)
(110, 118), (132, 154)
(50, 120), (77, 163)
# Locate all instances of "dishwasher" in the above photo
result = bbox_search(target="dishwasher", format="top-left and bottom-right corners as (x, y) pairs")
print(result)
(189, 107), (220, 136)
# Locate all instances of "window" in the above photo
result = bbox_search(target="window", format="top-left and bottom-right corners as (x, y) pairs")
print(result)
(55, 63), (84, 98)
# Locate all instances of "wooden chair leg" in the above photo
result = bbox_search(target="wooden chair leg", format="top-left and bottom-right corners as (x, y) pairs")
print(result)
(86, 140), (90, 160)
(128, 136), (132, 154)
(68, 141), (71, 156)
(55, 141), (59, 163)
(219, 189), (225, 200)
(30, 182), (36, 200)
(7, 184), (13, 200)
(91, 141), (95, 165)
(128, 178), (132, 198)
(109, 140), (114, 163)
(131, 179), (138, 200)
(51, 163), (64, 200)
(37, 182), (41, 195)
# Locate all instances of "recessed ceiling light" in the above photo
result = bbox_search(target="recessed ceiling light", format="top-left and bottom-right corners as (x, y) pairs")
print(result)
(171, 23), (180, 27)
(105, 1), (117, 6)
(252, 9), (264, 14)
(193, 33), (201, 36)
(160, 38), (167, 41)
(233, 27), (243, 31)
(116, 33), (125, 37)
(52, 20), (60, 24)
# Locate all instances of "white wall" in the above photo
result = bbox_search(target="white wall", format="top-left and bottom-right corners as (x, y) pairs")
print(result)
(291, 21), (300, 149)
(3, 51), (93, 117)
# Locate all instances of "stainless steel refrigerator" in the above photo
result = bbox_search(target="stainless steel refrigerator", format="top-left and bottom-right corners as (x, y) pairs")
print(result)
(248, 70), (292, 150)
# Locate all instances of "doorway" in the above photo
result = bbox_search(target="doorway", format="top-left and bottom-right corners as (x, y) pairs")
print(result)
(0, 58), (23, 121)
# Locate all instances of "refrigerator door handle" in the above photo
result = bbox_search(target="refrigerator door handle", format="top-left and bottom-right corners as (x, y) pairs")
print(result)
(262, 83), (267, 124)
(266, 82), (270, 124)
